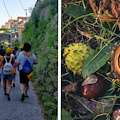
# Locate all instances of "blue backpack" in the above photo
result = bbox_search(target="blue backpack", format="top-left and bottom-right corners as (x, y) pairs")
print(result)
(22, 58), (33, 75)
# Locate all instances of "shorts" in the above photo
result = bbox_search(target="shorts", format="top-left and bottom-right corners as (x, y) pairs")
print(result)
(1, 70), (15, 80)
(19, 70), (29, 85)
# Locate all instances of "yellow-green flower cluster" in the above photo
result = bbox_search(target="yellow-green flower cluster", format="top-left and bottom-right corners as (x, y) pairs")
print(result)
(63, 43), (94, 75)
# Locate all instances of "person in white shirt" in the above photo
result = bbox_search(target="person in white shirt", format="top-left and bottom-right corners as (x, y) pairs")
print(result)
(16, 43), (37, 101)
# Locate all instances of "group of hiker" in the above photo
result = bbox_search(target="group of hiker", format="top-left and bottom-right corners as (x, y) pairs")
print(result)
(0, 43), (38, 101)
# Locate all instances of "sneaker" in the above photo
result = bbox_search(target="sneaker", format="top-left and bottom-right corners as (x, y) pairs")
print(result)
(13, 83), (15, 87)
(21, 93), (24, 101)
(24, 95), (29, 98)
(4, 93), (8, 95)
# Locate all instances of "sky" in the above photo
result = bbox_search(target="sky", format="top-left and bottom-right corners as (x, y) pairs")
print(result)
(0, 0), (37, 27)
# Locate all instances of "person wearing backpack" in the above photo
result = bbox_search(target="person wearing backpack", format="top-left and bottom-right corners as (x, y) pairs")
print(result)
(16, 43), (37, 101)
(0, 47), (15, 101)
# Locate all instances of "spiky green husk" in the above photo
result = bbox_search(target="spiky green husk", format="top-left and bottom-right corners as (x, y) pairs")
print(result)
(63, 43), (94, 75)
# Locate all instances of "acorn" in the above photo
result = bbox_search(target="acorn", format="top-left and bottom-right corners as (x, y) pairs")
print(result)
(81, 74), (105, 98)
(112, 106), (120, 120)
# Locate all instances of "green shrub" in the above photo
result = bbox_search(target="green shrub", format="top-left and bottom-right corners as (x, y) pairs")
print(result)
(21, 0), (58, 119)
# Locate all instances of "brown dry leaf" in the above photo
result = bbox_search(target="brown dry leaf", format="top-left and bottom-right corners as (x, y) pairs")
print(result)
(74, 96), (96, 115)
(99, 15), (117, 22)
(99, 0), (110, 13)
(117, 20), (120, 30)
(62, 0), (68, 7)
(66, 105), (73, 114)
(89, 0), (97, 14)
(89, 0), (120, 30)
(76, 27), (93, 39)
(105, 10), (114, 17)
(62, 82), (78, 93)
(118, 3), (120, 11)
(111, 0), (119, 18)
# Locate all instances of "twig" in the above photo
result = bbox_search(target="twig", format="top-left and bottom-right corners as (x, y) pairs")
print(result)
(61, 73), (69, 77)
(93, 113), (110, 120)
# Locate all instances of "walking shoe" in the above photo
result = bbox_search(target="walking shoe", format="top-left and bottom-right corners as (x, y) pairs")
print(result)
(7, 94), (10, 101)
(21, 93), (24, 101)
(4, 93), (8, 95)
(13, 83), (15, 87)
(24, 95), (29, 98)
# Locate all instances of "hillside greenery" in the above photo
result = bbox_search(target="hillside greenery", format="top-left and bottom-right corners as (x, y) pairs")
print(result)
(21, 0), (58, 119)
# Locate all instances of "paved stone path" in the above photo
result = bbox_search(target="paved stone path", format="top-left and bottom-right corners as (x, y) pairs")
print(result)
(0, 70), (44, 120)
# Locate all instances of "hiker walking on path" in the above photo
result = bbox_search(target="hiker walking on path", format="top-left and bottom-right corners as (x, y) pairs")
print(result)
(16, 43), (38, 101)
(0, 47), (15, 100)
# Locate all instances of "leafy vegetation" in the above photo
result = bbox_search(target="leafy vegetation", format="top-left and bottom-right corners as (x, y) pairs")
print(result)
(0, 28), (11, 31)
(21, 0), (58, 119)
(62, 0), (120, 120)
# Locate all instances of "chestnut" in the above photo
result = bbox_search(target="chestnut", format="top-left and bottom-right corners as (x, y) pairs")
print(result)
(112, 106), (120, 120)
(81, 74), (105, 98)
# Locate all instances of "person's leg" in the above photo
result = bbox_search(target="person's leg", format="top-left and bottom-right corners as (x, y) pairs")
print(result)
(8, 80), (12, 93)
(7, 80), (12, 100)
(20, 83), (25, 94)
(12, 73), (16, 87)
(25, 82), (29, 97)
(0, 78), (1, 86)
(3, 79), (7, 95)
(19, 70), (25, 101)
(12, 79), (15, 87)
(20, 83), (25, 101)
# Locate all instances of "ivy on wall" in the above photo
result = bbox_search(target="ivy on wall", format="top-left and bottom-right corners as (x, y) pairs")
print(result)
(21, 0), (58, 119)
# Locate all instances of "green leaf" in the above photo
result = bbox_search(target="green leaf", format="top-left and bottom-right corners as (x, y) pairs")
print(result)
(63, 5), (93, 18)
(82, 43), (116, 79)
(62, 4), (95, 24)
(61, 108), (73, 120)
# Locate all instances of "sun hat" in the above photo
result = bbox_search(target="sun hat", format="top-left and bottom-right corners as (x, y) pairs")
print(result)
(6, 47), (12, 54)
(19, 45), (23, 49)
